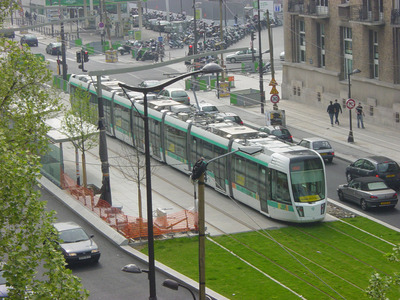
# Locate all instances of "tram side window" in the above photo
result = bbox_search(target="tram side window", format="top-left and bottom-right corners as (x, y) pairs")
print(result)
(114, 103), (130, 133)
(165, 124), (186, 159)
(271, 170), (291, 204)
(232, 156), (258, 193)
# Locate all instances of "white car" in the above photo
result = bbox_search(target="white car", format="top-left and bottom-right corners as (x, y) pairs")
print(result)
(298, 137), (335, 163)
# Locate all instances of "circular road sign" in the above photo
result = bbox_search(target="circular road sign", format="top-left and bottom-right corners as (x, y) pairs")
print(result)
(346, 98), (356, 109)
(270, 94), (280, 104)
(98, 22), (104, 28)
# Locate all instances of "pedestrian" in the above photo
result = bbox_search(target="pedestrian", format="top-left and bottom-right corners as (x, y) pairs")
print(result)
(327, 101), (335, 126)
(333, 99), (342, 125)
(356, 102), (365, 128)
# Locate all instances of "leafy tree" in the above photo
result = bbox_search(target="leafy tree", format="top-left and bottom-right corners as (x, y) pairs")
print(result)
(366, 245), (400, 299)
(62, 87), (99, 188)
(0, 22), (88, 300)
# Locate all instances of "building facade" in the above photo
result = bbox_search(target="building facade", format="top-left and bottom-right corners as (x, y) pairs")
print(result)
(282, 0), (400, 128)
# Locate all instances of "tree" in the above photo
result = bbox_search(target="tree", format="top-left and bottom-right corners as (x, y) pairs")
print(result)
(0, 20), (88, 300)
(62, 87), (99, 188)
(366, 245), (400, 299)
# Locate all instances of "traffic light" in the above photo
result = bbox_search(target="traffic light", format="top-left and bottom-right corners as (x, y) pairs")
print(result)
(251, 31), (256, 41)
(83, 51), (89, 62)
(188, 44), (193, 56)
(76, 51), (81, 63)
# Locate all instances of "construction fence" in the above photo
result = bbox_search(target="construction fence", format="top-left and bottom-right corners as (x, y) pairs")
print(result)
(61, 172), (198, 241)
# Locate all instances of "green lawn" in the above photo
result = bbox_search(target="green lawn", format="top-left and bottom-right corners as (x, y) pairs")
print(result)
(139, 217), (400, 300)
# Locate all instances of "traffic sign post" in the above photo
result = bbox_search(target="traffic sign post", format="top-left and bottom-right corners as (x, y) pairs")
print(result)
(270, 94), (280, 104)
(346, 98), (356, 143)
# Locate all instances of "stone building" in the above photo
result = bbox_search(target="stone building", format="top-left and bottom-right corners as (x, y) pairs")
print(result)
(282, 0), (400, 128)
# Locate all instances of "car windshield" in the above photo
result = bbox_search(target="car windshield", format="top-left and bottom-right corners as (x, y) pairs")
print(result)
(366, 181), (389, 191)
(377, 162), (399, 173)
(313, 141), (331, 150)
(59, 228), (89, 243)
(171, 91), (187, 97)
(202, 106), (218, 112)
(272, 129), (289, 137)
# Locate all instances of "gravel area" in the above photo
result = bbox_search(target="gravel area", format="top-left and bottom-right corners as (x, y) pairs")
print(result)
(327, 202), (357, 219)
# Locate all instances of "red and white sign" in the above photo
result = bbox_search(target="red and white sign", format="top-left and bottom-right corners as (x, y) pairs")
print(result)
(346, 98), (356, 109)
(270, 94), (280, 104)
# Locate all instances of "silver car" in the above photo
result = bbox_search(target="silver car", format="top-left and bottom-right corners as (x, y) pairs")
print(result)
(53, 222), (101, 264)
(226, 48), (258, 63)
(157, 88), (190, 105)
(298, 137), (335, 163)
(337, 177), (398, 211)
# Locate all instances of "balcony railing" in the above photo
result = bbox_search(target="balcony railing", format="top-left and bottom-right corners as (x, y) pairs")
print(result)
(288, 0), (304, 14)
(392, 9), (400, 25)
(350, 4), (384, 24)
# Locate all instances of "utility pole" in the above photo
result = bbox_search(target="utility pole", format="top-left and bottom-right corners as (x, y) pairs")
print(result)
(266, 10), (277, 110)
(219, 0), (225, 81)
(59, 2), (67, 81)
(193, 0), (197, 55)
(257, 0), (265, 114)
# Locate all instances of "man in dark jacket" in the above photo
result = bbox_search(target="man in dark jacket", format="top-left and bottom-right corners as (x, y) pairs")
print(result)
(327, 101), (335, 126)
(333, 99), (342, 125)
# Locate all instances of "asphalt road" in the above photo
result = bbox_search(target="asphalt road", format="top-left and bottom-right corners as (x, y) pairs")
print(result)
(40, 186), (199, 300)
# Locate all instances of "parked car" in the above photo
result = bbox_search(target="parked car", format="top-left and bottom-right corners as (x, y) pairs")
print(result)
(298, 137), (335, 163)
(196, 102), (219, 114)
(157, 88), (190, 105)
(337, 177), (398, 210)
(345, 156), (400, 189)
(0, 28), (15, 39)
(215, 112), (243, 125)
(0, 269), (9, 298)
(20, 34), (38, 47)
(53, 221), (100, 264)
(138, 80), (161, 92)
(226, 48), (258, 63)
(259, 125), (293, 142)
(45, 42), (61, 55)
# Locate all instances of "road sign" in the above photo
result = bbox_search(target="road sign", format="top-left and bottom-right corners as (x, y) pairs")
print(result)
(98, 22), (104, 29)
(346, 98), (356, 109)
(270, 94), (280, 104)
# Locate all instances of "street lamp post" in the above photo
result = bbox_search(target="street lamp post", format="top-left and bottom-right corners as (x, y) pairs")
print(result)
(118, 63), (223, 300)
(190, 146), (263, 300)
(347, 69), (361, 143)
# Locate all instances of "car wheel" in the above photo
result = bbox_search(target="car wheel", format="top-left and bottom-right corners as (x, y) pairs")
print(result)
(360, 199), (368, 211)
(230, 58), (236, 63)
(338, 190), (345, 201)
(346, 173), (352, 183)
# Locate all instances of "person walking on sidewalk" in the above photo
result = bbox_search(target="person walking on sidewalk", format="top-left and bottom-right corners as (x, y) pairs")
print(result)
(327, 101), (335, 126)
(333, 99), (342, 125)
(356, 102), (365, 128)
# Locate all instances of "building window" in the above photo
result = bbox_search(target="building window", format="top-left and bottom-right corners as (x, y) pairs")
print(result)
(396, 112), (400, 123)
(298, 20), (306, 63)
(343, 27), (353, 79)
(317, 23), (325, 68)
(369, 105), (373, 116)
(372, 31), (379, 79)
(317, 92), (321, 102)
(293, 86), (297, 95)
(297, 87), (301, 96)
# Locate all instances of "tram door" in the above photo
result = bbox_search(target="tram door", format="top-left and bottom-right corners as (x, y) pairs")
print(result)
(259, 166), (270, 213)
(149, 120), (161, 160)
(212, 146), (226, 192)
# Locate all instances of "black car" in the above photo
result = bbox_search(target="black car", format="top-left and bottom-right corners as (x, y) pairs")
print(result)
(46, 42), (61, 55)
(259, 125), (293, 142)
(337, 177), (398, 210)
(346, 156), (400, 189)
(20, 34), (38, 47)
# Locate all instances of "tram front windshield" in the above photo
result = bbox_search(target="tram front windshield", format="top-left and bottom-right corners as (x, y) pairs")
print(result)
(290, 158), (325, 203)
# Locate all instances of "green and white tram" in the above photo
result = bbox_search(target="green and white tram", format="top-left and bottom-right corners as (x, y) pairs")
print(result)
(69, 75), (327, 223)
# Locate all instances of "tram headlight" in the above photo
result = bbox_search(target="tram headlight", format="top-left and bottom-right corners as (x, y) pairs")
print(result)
(321, 203), (326, 215)
(296, 206), (304, 217)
